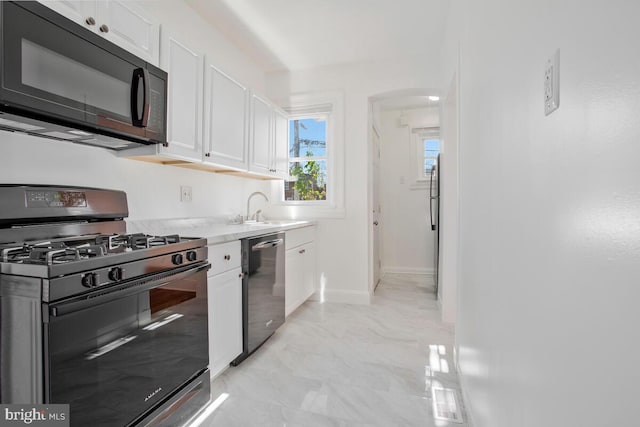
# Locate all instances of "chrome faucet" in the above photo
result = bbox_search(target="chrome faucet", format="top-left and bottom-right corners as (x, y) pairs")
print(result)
(246, 191), (269, 221)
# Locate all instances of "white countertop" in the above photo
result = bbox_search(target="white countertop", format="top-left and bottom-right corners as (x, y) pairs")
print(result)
(126, 217), (315, 245)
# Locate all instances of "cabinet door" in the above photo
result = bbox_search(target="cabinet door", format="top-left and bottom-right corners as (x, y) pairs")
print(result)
(301, 242), (316, 303)
(204, 64), (249, 170)
(159, 32), (203, 162)
(97, 0), (159, 65)
(249, 94), (273, 175)
(208, 267), (243, 379)
(285, 242), (316, 317)
(39, 1), (97, 28)
(274, 108), (289, 179)
(285, 249), (303, 317)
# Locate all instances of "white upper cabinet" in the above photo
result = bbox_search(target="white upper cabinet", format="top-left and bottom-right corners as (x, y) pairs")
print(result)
(96, 1), (159, 65)
(39, 1), (94, 25)
(273, 108), (289, 179)
(39, 1), (159, 65)
(159, 31), (203, 162)
(204, 64), (249, 170)
(249, 94), (273, 175)
(249, 96), (289, 179)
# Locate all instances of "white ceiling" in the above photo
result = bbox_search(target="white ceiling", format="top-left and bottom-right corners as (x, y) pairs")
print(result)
(185, 0), (450, 72)
(378, 95), (439, 111)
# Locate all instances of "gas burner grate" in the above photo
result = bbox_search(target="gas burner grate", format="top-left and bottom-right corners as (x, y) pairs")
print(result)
(1, 234), (187, 265)
(125, 233), (180, 250)
(1, 241), (108, 265)
(94, 233), (182, 251)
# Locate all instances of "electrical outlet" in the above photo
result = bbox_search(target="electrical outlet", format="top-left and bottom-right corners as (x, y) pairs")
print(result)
(544, 49), (560, 115)
(180, 185), (192, 203)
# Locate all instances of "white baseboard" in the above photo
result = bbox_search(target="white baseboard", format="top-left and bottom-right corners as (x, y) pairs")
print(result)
(308, 289), (371, 305)
(381, 266), (435, 276)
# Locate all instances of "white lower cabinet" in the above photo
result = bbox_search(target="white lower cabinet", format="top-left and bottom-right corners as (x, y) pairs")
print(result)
(207, 241), (243, 379)
(285, 227), (316, 317)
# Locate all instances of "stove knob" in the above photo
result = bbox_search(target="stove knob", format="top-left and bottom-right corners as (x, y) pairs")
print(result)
(81, 273), (97, 288)
(108, 267), (123, 281)
(186, 251), (197, 262)
(172, 253), (184, 265)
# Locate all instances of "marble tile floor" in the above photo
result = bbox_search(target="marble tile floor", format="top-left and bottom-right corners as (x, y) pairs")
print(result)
(195, 273), (469, 427)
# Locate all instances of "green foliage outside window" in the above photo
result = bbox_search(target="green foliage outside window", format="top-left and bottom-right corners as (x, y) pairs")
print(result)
(289, 151), (326, 201)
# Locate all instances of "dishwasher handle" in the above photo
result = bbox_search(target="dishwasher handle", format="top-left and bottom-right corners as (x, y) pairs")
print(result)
(251, 238), (284, 251)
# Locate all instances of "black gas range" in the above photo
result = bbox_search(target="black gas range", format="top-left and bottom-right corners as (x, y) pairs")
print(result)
(0, 185), (211, 427)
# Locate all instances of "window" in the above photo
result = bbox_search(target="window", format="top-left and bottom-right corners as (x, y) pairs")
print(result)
(270, 90), (344, 218)
(285, 116), (328, 201)
(415, 127), (440, 182)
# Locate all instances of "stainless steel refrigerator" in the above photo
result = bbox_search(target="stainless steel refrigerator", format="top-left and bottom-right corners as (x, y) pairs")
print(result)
(429, 154), (441, 297)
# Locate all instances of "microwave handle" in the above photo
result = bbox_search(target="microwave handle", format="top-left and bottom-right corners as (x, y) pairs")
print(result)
(131, 68), (150, 128)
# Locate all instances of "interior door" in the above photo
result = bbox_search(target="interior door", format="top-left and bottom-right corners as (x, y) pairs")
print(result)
(372, 126), (382, 292)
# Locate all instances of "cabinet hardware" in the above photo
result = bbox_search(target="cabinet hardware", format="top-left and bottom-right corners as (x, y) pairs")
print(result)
(99, 24), (110, 33)
(85, 17), (96, 26)
(205, 153), (211, 157)
(299, 249), (306, 254)
(224, 254), (231, 261)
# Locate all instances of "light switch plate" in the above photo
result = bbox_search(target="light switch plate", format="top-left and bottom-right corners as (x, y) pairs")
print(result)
(544, 49), (560, 115)
(180, 185), (192, 202)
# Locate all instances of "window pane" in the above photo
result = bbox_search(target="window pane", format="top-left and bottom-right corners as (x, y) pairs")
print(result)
(425, 158), (436, 174)
(289, 118), (327, 158)
(424, 139), (439, 151)
(423, 137), (439, 176)
(285, 160), (327, 201)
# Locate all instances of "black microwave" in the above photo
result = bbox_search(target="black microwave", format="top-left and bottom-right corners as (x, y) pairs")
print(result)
(0, 1), (167, 150)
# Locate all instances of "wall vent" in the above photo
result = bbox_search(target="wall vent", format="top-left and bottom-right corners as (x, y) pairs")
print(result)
(432, 387), (463, 423)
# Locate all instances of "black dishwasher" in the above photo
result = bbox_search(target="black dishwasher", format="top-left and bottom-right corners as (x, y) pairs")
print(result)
(231, 233), (285, 365)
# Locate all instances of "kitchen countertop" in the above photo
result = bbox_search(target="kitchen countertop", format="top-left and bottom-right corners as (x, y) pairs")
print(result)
(126, 217), (316, 245)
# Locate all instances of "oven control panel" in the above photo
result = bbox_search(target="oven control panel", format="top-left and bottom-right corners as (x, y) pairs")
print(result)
(26, 190), (87, 208)
(47, 247), (209, 301)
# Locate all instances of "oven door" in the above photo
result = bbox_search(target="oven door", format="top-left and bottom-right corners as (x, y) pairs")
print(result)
(44, 263), (209, 427)
(0, 1), (166, 146)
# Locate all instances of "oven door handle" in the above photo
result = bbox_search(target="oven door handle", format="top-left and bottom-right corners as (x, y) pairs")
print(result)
(49, 263), (210, 318)
(251, 239), (284, 251)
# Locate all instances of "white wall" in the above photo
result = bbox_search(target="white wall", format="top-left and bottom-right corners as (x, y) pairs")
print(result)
(379, 107), (438, 276)
(438, 77), (459, 325)
(0, 0), (270, 224)
(265, 58), (442, 303)
(443, 0), (640, 426)
(148, 0), (266, 91)
(0, 132), (269, 222)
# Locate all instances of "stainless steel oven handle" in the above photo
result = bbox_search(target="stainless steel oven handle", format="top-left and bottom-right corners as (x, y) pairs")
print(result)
(251, 239), (284, 251)
(49, 263), (210, 318)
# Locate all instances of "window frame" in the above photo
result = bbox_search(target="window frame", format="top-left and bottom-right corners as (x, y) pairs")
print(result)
(284, 112), (330, 205)
(411, 127), (441, 190)
(269, 91), (345, 218)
